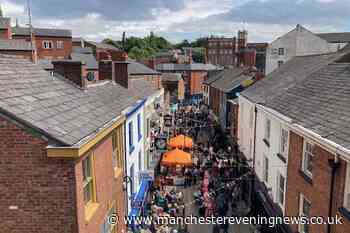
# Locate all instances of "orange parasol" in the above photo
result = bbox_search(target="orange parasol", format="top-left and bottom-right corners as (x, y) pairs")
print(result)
(161, 148), (193, 167)
(168, 134), (193, 149)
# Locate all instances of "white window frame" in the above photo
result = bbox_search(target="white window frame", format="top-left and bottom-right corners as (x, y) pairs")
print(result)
(42, 40), (53, 49)
(264, 117), (271, 143)
(299, 193), (311, 233)
(277, 173), (286, 207)
(343, 163), (350, 210)
(56, 40), (64, 49)
(278, 48), (285, 55)
(278, 60), (284, 67)
(263, 155), (269, 183)
(280, 128), (289, 156)
(301, 140), (314, 178)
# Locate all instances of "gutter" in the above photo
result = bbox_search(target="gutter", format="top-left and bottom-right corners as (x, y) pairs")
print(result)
(47, 114), (125, 158)
(256, 104), (350, 160)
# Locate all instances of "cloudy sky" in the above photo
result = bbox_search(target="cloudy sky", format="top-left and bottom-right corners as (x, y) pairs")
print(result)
(1, 0), (350, 43)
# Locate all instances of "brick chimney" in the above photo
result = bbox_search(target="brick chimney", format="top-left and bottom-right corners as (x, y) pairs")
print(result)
(52, 60), (87, 89)
(113, 52), (129, 88)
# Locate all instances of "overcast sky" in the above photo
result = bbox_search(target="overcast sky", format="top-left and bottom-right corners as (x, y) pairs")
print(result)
(1, 0), (350, 43)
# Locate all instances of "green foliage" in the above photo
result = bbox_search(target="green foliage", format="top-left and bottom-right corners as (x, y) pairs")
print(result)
(103, 34), (206, 62)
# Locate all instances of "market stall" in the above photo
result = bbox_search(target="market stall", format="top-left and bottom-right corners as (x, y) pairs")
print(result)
(160, 148), (193, 186)
(168, 135), (193, 149)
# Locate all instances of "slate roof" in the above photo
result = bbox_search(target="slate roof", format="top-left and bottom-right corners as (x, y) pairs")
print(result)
(265, 62), (350, 149)
(38, 59), (53, 70)
(317, 32), (350, 43)
(0, 54), (156, 146)
(210, 68), (254, 93)
(71, 52), (98, 70)
(203, 70), (226, 85)
(85, 41), (120, 51)
(242, 46), (350, 103)
(12, 27), (72, 38)
(161, 73), (182, 82)
(0, 39), (33, 51)
(128, 60), (160, 75)
(72, 46), (93, 54)
(156, 63), (219, 71)
(0, 17), (10, 29)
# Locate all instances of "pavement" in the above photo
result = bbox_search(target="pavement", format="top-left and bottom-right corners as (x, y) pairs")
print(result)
(181, 186), (256, 233)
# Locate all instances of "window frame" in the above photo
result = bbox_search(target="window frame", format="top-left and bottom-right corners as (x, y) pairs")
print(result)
(42, 40), (53, 49)
(112, 127), (123, 170)
(278, 60), (284, 67)
(264, 117), (271, 143)
(82, 154), (96, 205)
(280, 128), (289, 156)
(277, 173), (286, 207)
(128, 121), (134, 153)
(56, 40), (64, 49)
(301, 140), (314, 178)
(278, 47), (285, 55)
(137, 113), (142, 141)
(299, 193), (311, 233)
(263, 155), (269, 183)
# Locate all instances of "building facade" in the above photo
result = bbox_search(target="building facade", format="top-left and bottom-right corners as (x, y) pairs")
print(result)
(265, 24), (343, 75)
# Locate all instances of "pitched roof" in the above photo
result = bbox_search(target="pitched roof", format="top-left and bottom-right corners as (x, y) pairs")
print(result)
(265, 62), (350, 149)
(156, 63), (219, 71)
(0, 17), (10, 29)
(72, 46), (93, 54)
(0, 39), (34, 51)
(12, 27), (72, 38)
(242, 46), (350, 103)
(210, 68), (254, 93)
(128, 60), (160, 75)
(38, 59), (53, 70)
(0, 54), (156, 146)
(317, 32), (350, 43)
(85, 41), (120, 51)
(203, 70), (226, 85)
(71, 52), (98, 70)
(161, 73), (182, 82)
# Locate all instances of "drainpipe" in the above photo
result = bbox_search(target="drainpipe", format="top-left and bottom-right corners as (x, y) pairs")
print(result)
(328, 153), (339, 233)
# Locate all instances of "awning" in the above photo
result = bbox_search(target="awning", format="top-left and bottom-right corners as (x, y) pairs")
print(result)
(168, 134), (193, 149)
(161, 148), (193, 167)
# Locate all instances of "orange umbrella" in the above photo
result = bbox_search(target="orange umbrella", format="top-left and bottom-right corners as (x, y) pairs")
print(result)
(161, 148), (193, 167)
(168, 134), (193, 149)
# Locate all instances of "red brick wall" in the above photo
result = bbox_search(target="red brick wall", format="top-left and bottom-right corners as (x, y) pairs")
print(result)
(285, 131), (349, 233)
(12, 35), (72, 59)
(99, 60), (112, 80)
(209, 86), (221, 117)
(189, 71), (207, 95)
(75, 135), (126, 233)
(53, 61), (86, 88)
(0, 116), (78, 233)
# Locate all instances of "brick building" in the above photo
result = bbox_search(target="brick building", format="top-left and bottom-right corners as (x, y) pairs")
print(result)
(155, 63), (219, 100)
(238, 45), (350, 233)
(0, 54), (158, 233)
(0, 39), (34, 59)
(205, 36), (237, 67)
(84, 40), (122, 61)
(264, 61), (350, 233)
(12, 26), (72, 60)
(160, 73), (185, 105)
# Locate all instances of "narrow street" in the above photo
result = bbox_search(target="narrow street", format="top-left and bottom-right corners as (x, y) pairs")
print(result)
(181, 186), (256, 233)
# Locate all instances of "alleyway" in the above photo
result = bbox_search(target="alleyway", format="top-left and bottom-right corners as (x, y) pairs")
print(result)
(181, 186), (256, 233)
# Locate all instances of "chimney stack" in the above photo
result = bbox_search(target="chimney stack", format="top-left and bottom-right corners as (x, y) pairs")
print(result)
(113, 52), (129, 88)
(52, 60), (87, 89)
